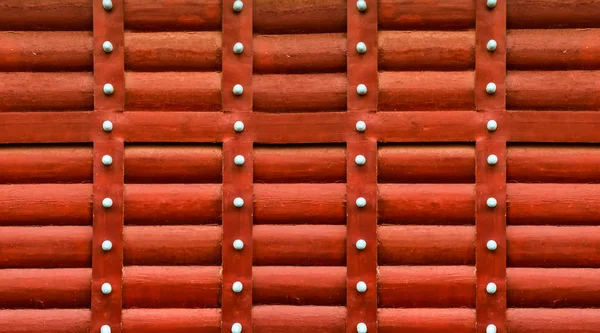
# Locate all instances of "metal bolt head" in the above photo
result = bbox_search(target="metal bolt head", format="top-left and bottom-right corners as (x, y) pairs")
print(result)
(102, 0), (113, 10)
(102, 198), (113, 208)
(487, 154), (498, 165)
(233, 239), (244, 250)
(101, 282), (112, 295)
(486, 324), (497, 333)
(356, 281), (367, 293)
(355, 120), (367, 132)
(231, 323), (242, 333)
(487, 0), (497, 8)
(233, 197), (244, 208)
(102, 155), (113, 166)
(356, 42), (367, 54)
(233, 84), (244, 96)
(100, 325), (111, 333)
(355, 155), (366, 166)
(101, 240), (113, 251)
(232, 281), (243, 293)
(487, 197), (497, 208)
(486, 240), (497, 251)
(357, 322), (367, 333)
(487, 40), (497, 52)
(356, 84), (367, 96)
(234, 155), (245, 166)
(103, 83), (114, 95)
(102, 120), (113, 132)
(356, 0), (367, 12)
(233, 42), (244, 54)
(233, 121), (245, 132)
(487, 120), (498, 132)
(486, 282), (497, 294)
(356, 239), (367, 250)
(486, 82), (497, 95)
(233, 0), (243, 12)
(102, 41), (113, 53)
(356, 197), (367, 208)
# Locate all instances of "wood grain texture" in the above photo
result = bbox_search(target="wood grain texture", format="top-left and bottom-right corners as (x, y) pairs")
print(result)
(252, 305), (346, 333)
(122, 309), (221, 333)
(507, 0), (600, 29)
(378, 308), (476, 333)
(0, 309), (90, 333)
(124, 0), (221, 31)
(253, 0), (346, 34)
(0, 0), (92, 31)
(507, 308), (600, 333)
(379, 0), (475, 30)
(0, 112), (92, 144)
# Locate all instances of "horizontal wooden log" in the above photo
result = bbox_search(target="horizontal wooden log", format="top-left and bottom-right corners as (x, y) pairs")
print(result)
(124, 145), (222, 183)
(507, 0), (600, 29)
(254, 146), (346, 183)
(507, 111), (600, 143)
(254, 184), (346, 224)
(507, 71), (600, 110)
(122, 309), (221, 333)
(123, 266), (220, 308)
(507, 184), (600, 225)
(253, 74), (346, 112)
(253, 0), (346, 34)
(0, 73), (93, 111)
(124, 0), (221, 31)
(378, 308), (476, 333)
(125, 72), (221, 111)
(377, 111), (482, 142)
(378, 145), (475, 183)
(252, 305), (346, 333)
(0, 112), (92, 144)
(0, 268), (90, 308)
(507, 309), (600, 333)
(0, 184), (91, 226)
(379, 71), (475, 111)
(124, 184), (221, 225)
(254, 34), (346, 74)
(379, 31), (475, 71)
(378, 184), (475, 225)
(0, 309), (90, 333)
(254, 225), (346, 266)
(0, 0), (92, 31)
(253, 266), (345, 305)
(507, 29), (600, 70)
(379, 0), (475, 30)
(378, 266), (475, 308)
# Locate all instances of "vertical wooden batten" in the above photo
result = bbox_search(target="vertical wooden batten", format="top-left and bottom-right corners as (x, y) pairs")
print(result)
(91, 0), (125, 333)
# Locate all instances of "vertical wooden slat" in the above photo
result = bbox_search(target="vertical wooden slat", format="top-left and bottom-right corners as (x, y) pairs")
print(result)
(476, 0), (507, 332)
(222, 1), (253, 333)
(347, 1), (378, 333)
(92, 0), (125, 333)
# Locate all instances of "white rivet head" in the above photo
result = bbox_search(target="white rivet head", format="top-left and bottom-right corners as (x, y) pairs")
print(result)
(232, 281), (243, 293)
(356, 42), (367, 54)
(102, 0), (113, 10)
(487, 197), (497, 208)
(356, 0), (367, 12)
(233, 121), (245, 132)
(233, 0), (243, 12)
(233, 197), (244, 208)
(102, 41), (113, 53)
(355, 155), (366, 166)
(356, 197), (367, 208)
(101, 155), (113, 166)
(233, 84), (244, 96)
(486, 82), (497, 95)
(487, 0), (497, 8)
(487, 120), (498, 132)
(487, 40), (497, 52)
(357, 322), (367, 333)
(103, 83), (114, 95)
(486, 282), (497, 294)
(102, 198), (113, 208)
(486, 324), (497, 333)
(231, 323), (242, 333)
(355, 120), (367, 132)
(101, 282), (112, 295)
(356, 84), (367, 96)
(487, 240), (498, 251)
(233, 239), (244, 250)
(356, 281), (367, 293)
(487, 154), (498, 165)
(100, 325), (111, 333)
(101, 240), (112, 251)
(102, 120), (113, 132)
(356, 239), (367, 250)
(234, 155), (245, 166)
(233, 42), (244, 54)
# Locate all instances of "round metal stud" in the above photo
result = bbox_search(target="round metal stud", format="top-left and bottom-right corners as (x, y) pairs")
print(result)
(486, 0), (497, 9)
(356, 239), (367, 250)
(356, 0), (367, 12)
(233, 84), (244, 96)
(100, 325), (111, 333)
(232, 281), (243, 293)
(356, 197), (367, 208)
(487, 40), (497, 52)
(486, 82), (497, 95)
(487, 154), (498, 165)
(486, 324), (497, 333)
(102, 155), (113, 166)
(233, 0), (243, 12)
(102, 41), (113, 53)
(101, 282), (112, 295)
(356, 281), (367, 293)
(356, 42), (367, 54)
(356, 84), (368, 96)
(103, 83), (114, 95)
(231, 323), (242, 333)
(486, 282), (497, 294)
(355, 155), (366, 166)
(357, 322), (367, 333)
(487, 120), (498, 132)
(101, 240), (113, 251)
(102, 0), (113, 10)
(102, 120), (113, 132)
(102, 198), (113, 208)
(233, 239), (244, 250)
(234, 155), (245, 166)
(234, 121), (245, 132)
(233, 197), (244, 208)
(233, 42), (244, 54)
(355, 121), (367, 132)
(486, 240), (498, 251)
(487, 197), (498, 208)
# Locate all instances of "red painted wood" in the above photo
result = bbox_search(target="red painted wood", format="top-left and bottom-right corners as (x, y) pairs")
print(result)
(123, 0), (221, 31)
(0, 309), (91, 333)
(507, 308), (600, 333)
(122, 309), (221, 333)
(252, 306), (346, 333)
(253, 0), (346, 34)
(0, 0), (92, 31)
(378, 308), (476, 333)
(507, 0), (600, 29)
(378, 0), (475, 31)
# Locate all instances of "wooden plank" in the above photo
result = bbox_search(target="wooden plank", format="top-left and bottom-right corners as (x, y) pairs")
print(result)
(507, 0), (600, 29)
(122, 309), (221, 333)
(378, 0), (475, 30)
(0, 309), (91, 333)
(378, 308), (476, 333)
(253, 306), (346, 333)
(253, 0), (346, 34)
